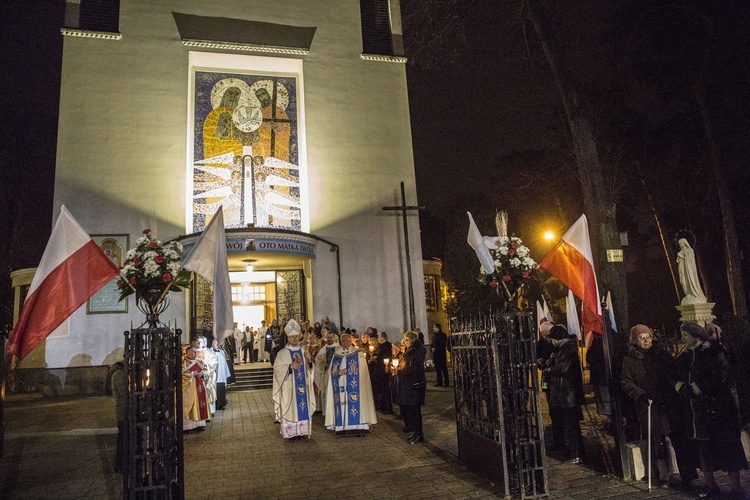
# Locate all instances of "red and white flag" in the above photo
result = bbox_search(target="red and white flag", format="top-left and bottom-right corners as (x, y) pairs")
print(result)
(539, 215), (604, 335)
(8, 206), (119, 360)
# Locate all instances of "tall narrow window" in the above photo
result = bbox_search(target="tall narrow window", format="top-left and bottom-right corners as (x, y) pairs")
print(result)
(360, 0), (393, 55)
(79, 0), (120, 32)
(424, 275), (439, 312)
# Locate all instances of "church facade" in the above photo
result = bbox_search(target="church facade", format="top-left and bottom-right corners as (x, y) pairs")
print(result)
(13, 0), (426, 391)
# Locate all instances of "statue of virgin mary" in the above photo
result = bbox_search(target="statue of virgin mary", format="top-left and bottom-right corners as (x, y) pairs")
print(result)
(676, 238), (707, 305)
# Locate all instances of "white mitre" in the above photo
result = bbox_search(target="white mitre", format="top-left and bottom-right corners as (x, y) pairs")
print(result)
(284, 318), (302, 337)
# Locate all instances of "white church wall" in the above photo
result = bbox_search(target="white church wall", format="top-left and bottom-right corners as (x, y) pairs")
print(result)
(51, 0), (425, 368)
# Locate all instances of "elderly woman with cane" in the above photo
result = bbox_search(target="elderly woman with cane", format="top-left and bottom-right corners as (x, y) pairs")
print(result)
(621, 324), (681, 489)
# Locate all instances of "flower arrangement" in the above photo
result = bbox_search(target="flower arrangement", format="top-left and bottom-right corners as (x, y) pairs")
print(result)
(474, 211), (539, 303)
(477, 235), (538, 289)
(118, 229), (190, 302)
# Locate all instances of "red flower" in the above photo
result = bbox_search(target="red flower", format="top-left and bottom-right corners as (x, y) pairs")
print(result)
(162, 272), (172, 282)
(502, 275), (512, 282)
(511, 242), (519, 249)
(130, 277), (137, 285)
(522, 272), (529, 278)
(508, 248), (516, 256)
(133, 257), (141, 266)
(149, 241), (158, 249)
(489, 280), (498, 288)
(154, 255), (164, 264)
(143, 229), (151, 234)
(123, 259), (129, 266)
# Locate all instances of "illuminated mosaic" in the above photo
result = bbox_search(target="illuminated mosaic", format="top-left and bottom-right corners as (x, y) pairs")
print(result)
(193, 72), (300, 232)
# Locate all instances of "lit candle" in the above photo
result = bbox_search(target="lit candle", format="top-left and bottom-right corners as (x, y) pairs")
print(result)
(369, 345), (375, 352)
(383, 358), (390, 365)
(391, 359), (399, 368)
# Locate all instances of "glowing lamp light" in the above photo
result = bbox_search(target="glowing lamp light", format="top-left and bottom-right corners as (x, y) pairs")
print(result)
(544, 231), (555, 241)
(391, 359), (399, 368)
(383, 358), (390, 365)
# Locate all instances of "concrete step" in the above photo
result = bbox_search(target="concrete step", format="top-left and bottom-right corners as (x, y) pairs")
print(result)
(228, 368), (273, 391)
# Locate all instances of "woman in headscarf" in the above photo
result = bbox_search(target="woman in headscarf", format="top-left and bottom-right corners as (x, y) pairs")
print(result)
(621, 324), (682, 487)
(673, 322), (747, 498)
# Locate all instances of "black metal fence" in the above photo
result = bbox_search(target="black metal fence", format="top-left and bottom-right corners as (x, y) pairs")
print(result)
(451, 312), (548, 499)
(124, 326), (183, 499)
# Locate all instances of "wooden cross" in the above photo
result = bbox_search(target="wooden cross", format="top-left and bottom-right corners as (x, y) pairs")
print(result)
(382, 182), (425, 331)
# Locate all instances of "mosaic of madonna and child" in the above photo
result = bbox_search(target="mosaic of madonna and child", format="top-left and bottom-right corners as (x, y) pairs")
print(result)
(192, 71), (301, 232)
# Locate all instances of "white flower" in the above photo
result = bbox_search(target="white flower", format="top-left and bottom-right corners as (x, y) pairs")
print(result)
(499, 236), (509, 245)
(510, 257), (522, 267)
(143, 250), (158, 260)
(125, 249), (136, 260)
(517, 246), (529, 258)
(498, 246), (509, 256)
(143, 260), (160, 277)
(523, 257), (536, 267)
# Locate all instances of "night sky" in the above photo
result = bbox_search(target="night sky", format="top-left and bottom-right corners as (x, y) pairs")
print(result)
(1, 0), (749, 330)
(401, 0), (750, 327)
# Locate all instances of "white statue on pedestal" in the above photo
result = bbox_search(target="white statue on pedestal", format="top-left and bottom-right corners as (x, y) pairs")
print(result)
(676, 238), (707, 305)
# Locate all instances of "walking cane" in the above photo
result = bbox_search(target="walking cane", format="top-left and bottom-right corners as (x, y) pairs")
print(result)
(647, 398), (652, 492)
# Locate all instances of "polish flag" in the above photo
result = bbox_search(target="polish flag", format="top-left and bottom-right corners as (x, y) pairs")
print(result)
(8, 206), (119, 360)
(539, 215), (604, 334)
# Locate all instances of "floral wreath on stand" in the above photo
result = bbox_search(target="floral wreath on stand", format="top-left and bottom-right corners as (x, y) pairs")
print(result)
(117, 229), (191, 314)
(477, 211), (539, 306)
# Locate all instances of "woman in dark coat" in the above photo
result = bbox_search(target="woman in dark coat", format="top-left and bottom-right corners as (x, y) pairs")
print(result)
(543, 325), (584, 463)
(395, 331), (426, 443)
(621, 324), (687, 486)
(673, 322), (747, 498)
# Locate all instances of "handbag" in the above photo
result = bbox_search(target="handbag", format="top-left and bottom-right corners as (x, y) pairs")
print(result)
(411, 381), (426, 390)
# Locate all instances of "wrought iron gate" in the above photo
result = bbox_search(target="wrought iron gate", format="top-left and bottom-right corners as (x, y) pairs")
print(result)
(451, 312), (548, 499)
(124, 326), (184, 499)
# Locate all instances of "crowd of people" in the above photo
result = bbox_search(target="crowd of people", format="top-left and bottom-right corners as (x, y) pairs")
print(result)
(179, 316), (437, 446)
(537, 320), (747, 499)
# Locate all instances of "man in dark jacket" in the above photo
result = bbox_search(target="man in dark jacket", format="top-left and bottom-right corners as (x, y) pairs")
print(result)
(544, 325), (584, 463)
(373, 331), (393, 413)
(431, 323), (450, 387)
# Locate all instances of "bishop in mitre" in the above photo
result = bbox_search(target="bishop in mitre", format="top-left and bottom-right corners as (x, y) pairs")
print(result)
(272, 318), (316, 440)
(325, 332), (377, 436)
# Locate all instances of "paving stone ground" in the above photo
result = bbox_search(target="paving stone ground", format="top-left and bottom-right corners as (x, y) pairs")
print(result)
(1, 367), (748, 499)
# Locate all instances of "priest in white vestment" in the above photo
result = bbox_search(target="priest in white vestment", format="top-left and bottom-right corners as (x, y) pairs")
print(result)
(325, 333), (377, 436)
(272, 319), (316, 439)
(314, 328), (339, 416)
